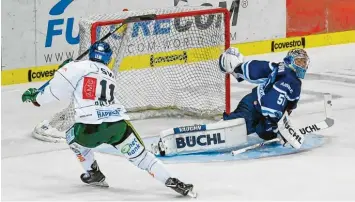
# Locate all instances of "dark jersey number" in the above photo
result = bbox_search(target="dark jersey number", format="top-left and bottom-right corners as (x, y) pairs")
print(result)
(98, 80), (115, 102)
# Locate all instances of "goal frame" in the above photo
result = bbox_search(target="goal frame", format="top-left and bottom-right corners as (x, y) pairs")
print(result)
(90, 7), (231, 114)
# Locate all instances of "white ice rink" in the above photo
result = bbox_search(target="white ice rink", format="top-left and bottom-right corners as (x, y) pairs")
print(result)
(2, 44), (355, 201)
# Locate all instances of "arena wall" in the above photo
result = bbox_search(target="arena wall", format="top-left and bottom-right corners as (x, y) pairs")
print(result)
(1, 0), (355, 85)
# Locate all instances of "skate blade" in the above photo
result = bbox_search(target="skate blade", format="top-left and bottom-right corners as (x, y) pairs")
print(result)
(187, 189), (197, 198)
(88, 180), (109, 188)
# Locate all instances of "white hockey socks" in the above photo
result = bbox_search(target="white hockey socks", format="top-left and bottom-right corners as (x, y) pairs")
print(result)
(69, 142), (95, 171)
(136, 151), (172, 184)
(118, 132), (172, 184)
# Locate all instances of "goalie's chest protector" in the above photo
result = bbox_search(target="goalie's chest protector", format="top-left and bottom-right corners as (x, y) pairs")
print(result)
(70, 61), (129, 124)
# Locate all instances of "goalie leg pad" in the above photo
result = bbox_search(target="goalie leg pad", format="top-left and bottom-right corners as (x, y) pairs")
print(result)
(158, 118), (248, 156)
(117, 131), (171, 184)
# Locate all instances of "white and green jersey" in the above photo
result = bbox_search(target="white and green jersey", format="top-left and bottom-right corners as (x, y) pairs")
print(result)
(36, 60), (130, 124)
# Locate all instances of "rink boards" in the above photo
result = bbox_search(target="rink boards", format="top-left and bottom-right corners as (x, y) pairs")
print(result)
(96, 133), (326, 163)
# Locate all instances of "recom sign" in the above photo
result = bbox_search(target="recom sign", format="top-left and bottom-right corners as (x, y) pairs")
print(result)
(131, 16), (224, 38)
(130, 0), (241, 38)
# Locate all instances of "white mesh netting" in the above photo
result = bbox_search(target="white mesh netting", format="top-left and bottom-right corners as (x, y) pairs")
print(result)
(42, 6), (229, 133)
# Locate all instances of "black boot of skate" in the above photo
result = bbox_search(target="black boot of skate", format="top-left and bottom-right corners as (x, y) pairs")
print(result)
(80, 160), (108, 187)
(165, 177), (197, 198)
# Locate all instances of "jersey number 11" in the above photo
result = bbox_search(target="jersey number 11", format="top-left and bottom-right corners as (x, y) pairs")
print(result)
(98, 80), (115, 103)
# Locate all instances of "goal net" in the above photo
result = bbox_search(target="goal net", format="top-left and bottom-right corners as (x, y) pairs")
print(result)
(32, 6), (231, 142)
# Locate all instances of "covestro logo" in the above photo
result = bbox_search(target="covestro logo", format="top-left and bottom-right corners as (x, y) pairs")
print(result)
(271, 37), (306, 52)
(28, 69), (56, 82)
(149, 51), (187, 67)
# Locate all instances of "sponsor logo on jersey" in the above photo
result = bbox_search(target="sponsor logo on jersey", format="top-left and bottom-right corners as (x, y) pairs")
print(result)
(299, 124), (321, 135)
(176, 133), (225, 149)
(271, 37), (306, 52)
(150, 51), (187, 67)
(69, 143), (88, 162)
(96, 108), (121, 119)
(79, 114), (92, 118)
(76, 154), (86, 162)
(280, 82), (294, 94)
(27, 69), (56, 82)
(82, 77), (97, 100)
(283, 116), (302, 144)
(121, 138), (142, 157)
(65, 127), (75, 144)
(173, 124), (206, 134)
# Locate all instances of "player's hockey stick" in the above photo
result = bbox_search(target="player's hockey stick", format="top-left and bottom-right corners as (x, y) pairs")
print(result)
(38, 14), (157, 91)
(231, 93), (334, 156)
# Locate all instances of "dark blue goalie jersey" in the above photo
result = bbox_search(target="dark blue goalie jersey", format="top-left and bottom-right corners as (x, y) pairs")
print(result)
(237, 60), (302, 122)
(235, 60), (278, 84)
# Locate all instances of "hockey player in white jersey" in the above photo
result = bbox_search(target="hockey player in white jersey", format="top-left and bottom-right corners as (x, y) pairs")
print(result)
(22, 42), (196, 197)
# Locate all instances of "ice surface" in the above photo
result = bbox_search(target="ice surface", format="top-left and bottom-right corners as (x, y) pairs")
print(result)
(2, 43), (355, 200)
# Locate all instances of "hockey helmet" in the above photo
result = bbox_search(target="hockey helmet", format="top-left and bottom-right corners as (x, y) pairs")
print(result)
(283, 49), (310, 79)
(89, 41), (113, 65)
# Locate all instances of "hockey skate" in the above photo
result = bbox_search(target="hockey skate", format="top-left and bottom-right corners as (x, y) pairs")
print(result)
(80, 161), (109, 187)
(165, 177), (197, 198)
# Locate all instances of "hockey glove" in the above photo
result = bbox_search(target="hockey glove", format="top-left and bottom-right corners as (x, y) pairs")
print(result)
(218, 47), (244, 74)
(222, 110), (241, 120)
(264, 118), (290, 147)
(58, 58), (73, 69)
(22, 88), (40, 107)
(264, 118), (279, 134)
(286, 101), (298, 115)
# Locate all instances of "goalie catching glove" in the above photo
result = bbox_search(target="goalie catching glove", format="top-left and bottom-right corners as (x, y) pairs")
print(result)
(218, 47), (244, 74)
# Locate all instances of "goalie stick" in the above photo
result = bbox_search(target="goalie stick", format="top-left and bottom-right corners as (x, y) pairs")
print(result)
(231, 93), (334, 156)
(38, 14), (157, 91)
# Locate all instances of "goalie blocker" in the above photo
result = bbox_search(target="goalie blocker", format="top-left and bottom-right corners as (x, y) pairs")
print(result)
(151, 119), (248, 156)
